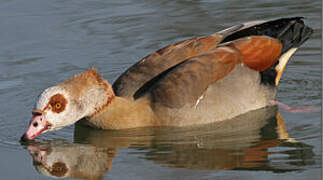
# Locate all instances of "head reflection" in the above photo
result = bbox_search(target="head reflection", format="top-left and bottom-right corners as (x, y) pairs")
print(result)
(24, 106), (315, 179)
(26, 140), (115, 179)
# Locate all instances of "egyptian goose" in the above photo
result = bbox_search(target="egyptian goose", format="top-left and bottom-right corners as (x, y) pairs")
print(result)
(21, 17), (313, 141)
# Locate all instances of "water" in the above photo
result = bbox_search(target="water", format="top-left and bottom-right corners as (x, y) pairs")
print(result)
(0, 0), (321, 179)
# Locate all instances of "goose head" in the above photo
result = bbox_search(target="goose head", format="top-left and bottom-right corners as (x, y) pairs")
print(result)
(21, 69), (115, 140)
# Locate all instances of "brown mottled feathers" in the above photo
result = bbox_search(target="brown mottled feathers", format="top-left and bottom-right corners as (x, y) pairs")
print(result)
(58, 69), (115, 116)
(150, 36), (282, 108)
(113, 34), (223, 99)
(60, 69), (114, 100)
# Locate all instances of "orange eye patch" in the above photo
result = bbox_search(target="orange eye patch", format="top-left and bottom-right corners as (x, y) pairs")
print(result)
(49, 94), (67, 113)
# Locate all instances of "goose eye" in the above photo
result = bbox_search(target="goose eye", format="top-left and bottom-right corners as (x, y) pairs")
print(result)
(49, 94), (67, 113)
(55, 103), (61, 109)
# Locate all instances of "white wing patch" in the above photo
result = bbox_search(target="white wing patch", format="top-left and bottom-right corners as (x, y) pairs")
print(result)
(194, 94), (205, 108)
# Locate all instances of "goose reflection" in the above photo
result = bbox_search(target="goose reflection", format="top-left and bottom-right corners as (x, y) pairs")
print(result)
(22, 107), (315, 179)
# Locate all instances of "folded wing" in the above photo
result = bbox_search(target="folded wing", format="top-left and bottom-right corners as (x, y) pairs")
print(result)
(150, 36), (282, 108)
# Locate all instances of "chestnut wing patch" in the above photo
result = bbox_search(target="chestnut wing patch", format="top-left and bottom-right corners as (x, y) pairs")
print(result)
(229, 36), (282, 72)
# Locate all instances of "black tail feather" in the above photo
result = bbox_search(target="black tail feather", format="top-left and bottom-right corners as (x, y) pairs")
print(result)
(221, 17), (313, 53)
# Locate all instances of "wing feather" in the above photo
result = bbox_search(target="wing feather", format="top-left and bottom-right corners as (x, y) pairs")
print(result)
(150, 47), (240, 108)
(149, 35), (283, 108)
(112, 34), (223, 99)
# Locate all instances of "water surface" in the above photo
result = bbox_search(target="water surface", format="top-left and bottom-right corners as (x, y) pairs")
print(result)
(0, 0), (321, 179)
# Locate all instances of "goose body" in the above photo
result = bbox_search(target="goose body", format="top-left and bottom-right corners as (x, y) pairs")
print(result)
(22, 17), (313, 140)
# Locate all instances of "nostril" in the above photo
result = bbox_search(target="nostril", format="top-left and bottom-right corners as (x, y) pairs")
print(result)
(33, 122), (38, 127)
